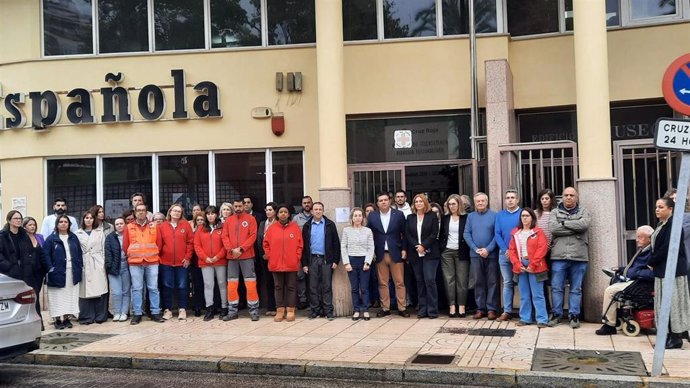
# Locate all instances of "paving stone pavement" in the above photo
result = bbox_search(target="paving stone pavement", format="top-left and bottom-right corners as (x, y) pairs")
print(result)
(34, 311), (690, 379)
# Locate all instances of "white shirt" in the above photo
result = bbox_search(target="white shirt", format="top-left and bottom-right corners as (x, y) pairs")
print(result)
(41, 214), (78, 237)
(447, 217), (460, 250)
(380, 209), (391, 251)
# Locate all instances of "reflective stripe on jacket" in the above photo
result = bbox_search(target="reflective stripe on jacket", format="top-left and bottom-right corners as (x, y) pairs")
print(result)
(125, 222), (160, 265)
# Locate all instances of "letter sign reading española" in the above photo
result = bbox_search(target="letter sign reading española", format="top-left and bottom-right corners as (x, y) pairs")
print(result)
(654, 118), (690, 151)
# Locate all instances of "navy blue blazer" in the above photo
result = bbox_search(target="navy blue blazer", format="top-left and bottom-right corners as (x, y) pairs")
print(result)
(367, 209), (407, 262)
(404, 212), (440, 260)
(42, 232), (83, 288)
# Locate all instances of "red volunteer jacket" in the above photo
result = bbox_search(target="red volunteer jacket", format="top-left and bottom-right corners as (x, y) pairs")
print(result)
(263, 221), (303, 272)
(194, 226), (227, 268)
(159, 221), (194, 267)
(222, 213), (257, 260)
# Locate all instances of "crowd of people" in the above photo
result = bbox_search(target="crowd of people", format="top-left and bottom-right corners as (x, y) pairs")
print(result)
(0, 188), (689, 349)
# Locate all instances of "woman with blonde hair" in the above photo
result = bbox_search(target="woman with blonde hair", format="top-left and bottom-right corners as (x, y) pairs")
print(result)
(439, 194), (471, 317)
(159, 203), (194, 320)
(405, 193), (440, 318)
(219, 202), (233, 223)
(341, 207), (375, 320)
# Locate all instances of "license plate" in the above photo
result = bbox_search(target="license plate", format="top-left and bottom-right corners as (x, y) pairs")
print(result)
(0, 300), (9, 312)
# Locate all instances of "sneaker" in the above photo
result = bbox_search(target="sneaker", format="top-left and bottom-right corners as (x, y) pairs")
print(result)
(119, 314), (128, 322)
(595, 324), (617, 335)
(113, 314), (121, 322)
(130, 315), (142, 325)
(223, 313), (239, 321)
(162, 309), (173, 320)
(548, 315), (561, 327)
(203, 309), (215, 322)
(250, 312), (260, 322)
(569, 315), (580, 329)
(178, 309), (187, 320)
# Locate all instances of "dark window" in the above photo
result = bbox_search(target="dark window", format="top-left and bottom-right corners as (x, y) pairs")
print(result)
(210, 0), (262, 48)
(103, 156), (153, 214)
(347, 115), (472, 164)
(443, 0), (497, 35)
(272, 151), (304, 208)
(630, 0), (677, 20)
(383, 0), (437, 38)
(215, 152), (266, 207)
(159, 155), (209, 219)
(267, 0), (316, 45)
(43, 0), (93, 56)
(98, 0), (149, 53)
(506, 0), (559, 37)
(46, 159), (97, 220)
(343, 0), (378, 41)
(565, 0), (620, 31)
(154, 0), (205, 51)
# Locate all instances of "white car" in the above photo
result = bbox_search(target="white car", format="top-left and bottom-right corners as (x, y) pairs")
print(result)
(0, 274), (41, 360)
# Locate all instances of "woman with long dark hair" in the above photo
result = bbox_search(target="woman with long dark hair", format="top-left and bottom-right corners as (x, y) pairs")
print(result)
(76, 210), (109, 324)
(43, 215), (83, 329)
(648, 197), (690, 349)
(194, 205), (228, 321)
(257, 202), (278, 316)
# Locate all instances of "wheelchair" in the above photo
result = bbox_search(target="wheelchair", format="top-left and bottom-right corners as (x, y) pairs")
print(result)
(602, 279), (655, 337)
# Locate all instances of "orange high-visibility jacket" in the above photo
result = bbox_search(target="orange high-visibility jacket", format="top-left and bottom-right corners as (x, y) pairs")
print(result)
(123, 221), (162, 265)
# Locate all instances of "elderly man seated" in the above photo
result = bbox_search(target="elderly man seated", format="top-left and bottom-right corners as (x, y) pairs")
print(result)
(595, 225), (654, 335)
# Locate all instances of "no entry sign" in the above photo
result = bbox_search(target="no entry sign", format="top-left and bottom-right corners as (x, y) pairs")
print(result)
(662, 53), (690, 116)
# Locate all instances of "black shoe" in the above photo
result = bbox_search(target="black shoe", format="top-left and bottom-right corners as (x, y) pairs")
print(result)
(130, 315), (142, 325)
(666, 333), (683, 349)
(63, 319), (73, 329)
(417, 314), (428, 319)
(595, 324), (617, 336)
(194, 308), (202, 317)
(326, 313), (335, 321)
(203, 309), (215, 322)
(250, 313), (260, 322)
(297, 301), (308, 310)
(220, 308), (228, 320)
(107, 311), (114, 319)
(372, 300), (381, 308)
(376, 310), (391, 318)
(54, 320), (65, 330)
(309, 312), (319, 319)
(151, 313), (165, 322)
(398, 310), (410, 318)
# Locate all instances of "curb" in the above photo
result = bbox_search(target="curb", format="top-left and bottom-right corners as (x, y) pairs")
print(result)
(11, 351), (690, 387)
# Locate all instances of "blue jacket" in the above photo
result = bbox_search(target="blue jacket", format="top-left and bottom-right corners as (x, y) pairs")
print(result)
(104, 232), (124, 276)
(368, 209), (408, 262)
(42, 232), (83, 288)
(620, 246), (653, 281)
(464, 209), (498, 259)
(495, 208), (521, 254)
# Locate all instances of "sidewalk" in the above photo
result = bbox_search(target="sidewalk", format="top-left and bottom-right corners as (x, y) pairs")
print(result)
(14, 311), (690, 387)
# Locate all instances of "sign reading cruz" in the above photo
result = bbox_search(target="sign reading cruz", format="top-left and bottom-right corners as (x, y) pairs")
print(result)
(654, 118), (690, 151)
(0, 69), (221, 130)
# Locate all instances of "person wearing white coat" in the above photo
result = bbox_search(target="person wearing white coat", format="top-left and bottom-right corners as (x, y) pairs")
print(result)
(76, 211), (109, 324)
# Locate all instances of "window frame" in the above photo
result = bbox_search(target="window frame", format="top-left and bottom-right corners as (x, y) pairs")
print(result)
(620, 0), (685, 26)
(44, 148), (305, 216)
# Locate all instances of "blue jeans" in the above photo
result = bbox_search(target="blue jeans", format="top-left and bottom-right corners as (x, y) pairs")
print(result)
(347, 256), (371, 312)
(517, 260), (548, 324)
(410, 256), (440, 317)
(130, 264), (161, 315)
(108, 261), (131, 316)
(550, 260), (588, 317)
(499, 253), (514, 314)
(160, 264), (189, 310)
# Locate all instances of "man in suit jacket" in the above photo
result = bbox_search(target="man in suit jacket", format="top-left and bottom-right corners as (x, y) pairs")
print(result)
(367, 192), (410, 317)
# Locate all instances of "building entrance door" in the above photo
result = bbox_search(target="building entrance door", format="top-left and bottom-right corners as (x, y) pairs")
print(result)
(614, 139), (679, 261)
(348, 160), (473, 207)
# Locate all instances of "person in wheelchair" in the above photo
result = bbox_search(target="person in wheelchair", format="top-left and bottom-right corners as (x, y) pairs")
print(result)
(596, 225), (654, 335)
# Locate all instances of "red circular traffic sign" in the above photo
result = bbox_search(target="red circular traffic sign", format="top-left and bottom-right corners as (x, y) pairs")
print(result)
(662, 53), (690, 116)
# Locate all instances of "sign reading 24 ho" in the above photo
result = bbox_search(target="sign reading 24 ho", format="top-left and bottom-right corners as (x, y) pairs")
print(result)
(662, 53), (690, 116)
(654, 118), (690, 151)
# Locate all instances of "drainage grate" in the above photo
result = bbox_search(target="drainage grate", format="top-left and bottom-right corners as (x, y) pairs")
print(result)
(531, 349), (648, 376)
(41, 332), (115, 352)
(410, 354), (456, 365)
(437, 327), (515, 337)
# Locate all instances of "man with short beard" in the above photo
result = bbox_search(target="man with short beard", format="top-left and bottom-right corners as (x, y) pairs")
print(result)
(293, 195), (314, 309)
(41, 197), (78, 236)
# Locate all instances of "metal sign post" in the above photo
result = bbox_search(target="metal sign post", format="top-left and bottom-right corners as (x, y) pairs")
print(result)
(651, 118), (690, 376)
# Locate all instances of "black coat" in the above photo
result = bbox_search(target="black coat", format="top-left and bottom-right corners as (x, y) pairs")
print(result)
(438, 214), (471, 261)
(104, 232), (123, 276)
(0, 226), (47, 291)
(404, 212), (440, 260)
(301, 216), (341, 266)
(648, 217), (688, 278)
